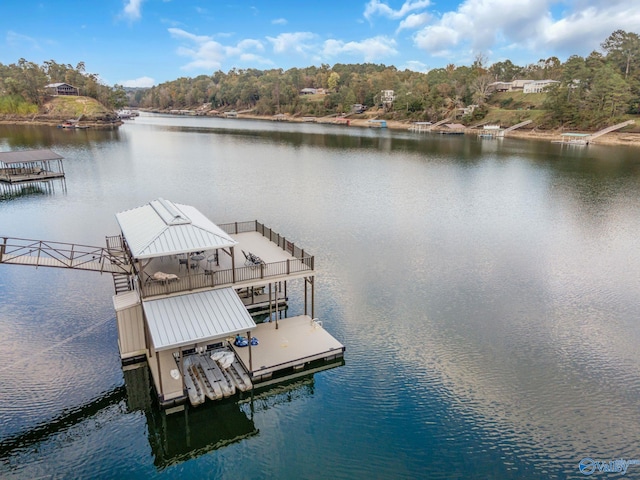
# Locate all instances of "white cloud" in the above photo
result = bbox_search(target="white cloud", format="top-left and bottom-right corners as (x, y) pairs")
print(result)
(266, 32), (317, 55)
(169, 28), (269, 71)
(542, 5), (640, 55)
(364, 0), (431, 21)
(412, 0), (640, 64)
(6, 31), (40, 50)
(396, 12), (430, 32)
(226, 38), (265, 57)
(120, 76), (155, 88)
(238, 54), (274, 66)
(272, 18), (287, 25)
(401, 60), (429, 72)
(323, 36), (398, 62)
(413, 0), (551, 57)
(122, 0), (144, 21)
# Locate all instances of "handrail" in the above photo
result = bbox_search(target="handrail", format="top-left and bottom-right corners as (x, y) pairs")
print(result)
(0, 236), (131, 274)
(218, 220), (308, 261)
(140, 256), (313, 298)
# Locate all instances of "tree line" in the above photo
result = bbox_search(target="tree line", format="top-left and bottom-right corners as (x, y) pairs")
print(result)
(1, 30), (638, 129)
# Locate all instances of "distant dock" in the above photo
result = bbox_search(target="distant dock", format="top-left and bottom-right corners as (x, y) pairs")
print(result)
(0, 149), (65, 184)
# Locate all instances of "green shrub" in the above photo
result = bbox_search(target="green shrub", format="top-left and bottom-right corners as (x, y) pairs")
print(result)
(0, 95), (38, 115)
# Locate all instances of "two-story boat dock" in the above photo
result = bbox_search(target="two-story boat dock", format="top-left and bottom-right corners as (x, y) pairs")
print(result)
(111, 198), (344, 407)
(0, 197), (345, 409)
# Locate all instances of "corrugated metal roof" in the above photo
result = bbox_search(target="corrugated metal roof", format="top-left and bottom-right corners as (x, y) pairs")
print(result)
(143, 287), (256, 351)
(115, 198), (238, 259)
(0, 149), (63, 165)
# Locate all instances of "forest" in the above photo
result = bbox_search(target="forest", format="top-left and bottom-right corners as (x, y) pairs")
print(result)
(0, 30), (639, 130)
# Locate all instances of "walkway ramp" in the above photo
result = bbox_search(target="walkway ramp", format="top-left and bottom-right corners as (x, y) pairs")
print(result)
(587, 120), (635, 142)
(0, 236), (131, 274)
(497, 120), (532, 136)
(427, 118), (452, 131)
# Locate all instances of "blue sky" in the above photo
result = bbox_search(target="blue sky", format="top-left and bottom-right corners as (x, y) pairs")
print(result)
(2, 1), (639, 87)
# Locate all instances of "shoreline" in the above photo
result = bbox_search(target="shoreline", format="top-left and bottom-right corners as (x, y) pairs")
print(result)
(2, 112), (638, 147)
(235, 113), (640, 148)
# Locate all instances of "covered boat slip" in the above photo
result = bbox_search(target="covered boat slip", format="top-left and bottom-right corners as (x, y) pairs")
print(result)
(143, 287), (257, 406)
(112, 198), (343, 407)
(0, 149), (66, 184)
(142, 287), (343, 406)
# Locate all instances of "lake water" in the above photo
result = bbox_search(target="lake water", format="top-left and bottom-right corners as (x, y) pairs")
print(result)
(1, 115), (640, 479)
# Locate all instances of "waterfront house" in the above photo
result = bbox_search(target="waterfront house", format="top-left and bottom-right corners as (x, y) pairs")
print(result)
(523, 80), (560, 94)
(45, 83), (79, 96)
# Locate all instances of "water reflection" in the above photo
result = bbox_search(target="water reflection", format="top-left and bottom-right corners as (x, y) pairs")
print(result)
(0, 124), (121, 149)
(0, 358), (342, 476)
(126, 360), (343, 471)
(0, 178), (66, 201)
(2, 115), (640, 478)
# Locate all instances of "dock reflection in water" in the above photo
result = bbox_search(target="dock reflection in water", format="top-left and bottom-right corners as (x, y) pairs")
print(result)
(124, 359), (343, 471)
(0, 358), (343, 476)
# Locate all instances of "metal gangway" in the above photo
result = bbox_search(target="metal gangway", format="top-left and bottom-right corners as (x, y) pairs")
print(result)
(496, 120), (532, 137)
(426, 117), (452, 131)
(586, 120), (635, 143)
(0, 235), (132, 277)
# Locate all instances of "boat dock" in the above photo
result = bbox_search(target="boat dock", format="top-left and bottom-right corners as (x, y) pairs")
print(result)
(150, 314), (344, 407)
(232, 315), (345, 381)
(552, 120), (635, 145)
(1, 197), (345, 409)
(0, 149), (66, 184)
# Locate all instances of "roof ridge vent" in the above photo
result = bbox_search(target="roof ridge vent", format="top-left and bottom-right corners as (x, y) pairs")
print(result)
(151, 198), (191, 225)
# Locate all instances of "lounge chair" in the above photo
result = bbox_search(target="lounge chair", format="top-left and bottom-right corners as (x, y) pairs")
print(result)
(146, 271), (179, 284)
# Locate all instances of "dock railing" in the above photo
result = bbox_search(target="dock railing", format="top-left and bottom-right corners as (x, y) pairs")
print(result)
(218, 220), (312, 267)
(0, 236), (131, 274)
(139, 221), (313, 298)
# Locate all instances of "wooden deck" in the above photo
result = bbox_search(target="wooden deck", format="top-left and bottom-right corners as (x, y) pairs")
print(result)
(148, 315), (344, 406)
(0, 170), (65, 184)
(139, 231), (314, 298)
(231, 315), (345, 382)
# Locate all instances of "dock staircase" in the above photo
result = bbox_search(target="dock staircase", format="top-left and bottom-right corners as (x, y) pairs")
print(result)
(105, 235), (133, 294)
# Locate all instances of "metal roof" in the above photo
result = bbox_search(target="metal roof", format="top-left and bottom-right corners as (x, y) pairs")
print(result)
(142, 287), (256, 351)
(0, 149), (63, 166)
(115, 198), (238, 259)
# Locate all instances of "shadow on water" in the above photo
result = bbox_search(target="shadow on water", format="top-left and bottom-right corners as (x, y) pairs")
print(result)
(0, 385), (127, 457)
(0, 359), (344, 472)
(126, 360), (343, 471)
(0, 124), (121, 149)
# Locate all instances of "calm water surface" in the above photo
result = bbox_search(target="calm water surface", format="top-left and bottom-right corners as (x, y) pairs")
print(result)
(1, 115), (640, 479)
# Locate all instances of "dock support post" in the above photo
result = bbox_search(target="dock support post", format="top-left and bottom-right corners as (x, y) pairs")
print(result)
(247, 330), (253, 373)
(274, 283), (279, 329)
(311, 275), (315, 320)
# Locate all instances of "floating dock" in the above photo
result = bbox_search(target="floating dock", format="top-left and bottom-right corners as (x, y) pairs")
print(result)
(0, 149), (65, 184)
(0, 197), (345, 410)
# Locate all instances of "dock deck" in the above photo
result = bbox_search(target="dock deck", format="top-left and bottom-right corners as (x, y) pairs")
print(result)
(232, 315), (345, 382)
(148, 314), (344, 407)
(139, 230), (313, 298)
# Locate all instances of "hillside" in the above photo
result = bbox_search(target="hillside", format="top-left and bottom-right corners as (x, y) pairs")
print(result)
(0, 96), (120, 127)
